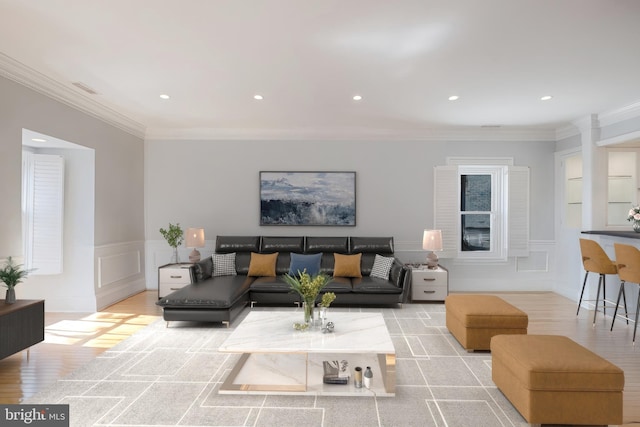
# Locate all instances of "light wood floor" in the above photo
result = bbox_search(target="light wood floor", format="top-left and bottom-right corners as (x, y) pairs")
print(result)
(0, 291), (639, 425)
(0, 291), (162, 405)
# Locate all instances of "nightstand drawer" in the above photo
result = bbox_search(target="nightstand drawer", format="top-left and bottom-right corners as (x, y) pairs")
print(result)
(411, 266), (448, 301)
(412, 283), (448, 301)
(159, 268), (191, 284)
(158, 264), (193, 298)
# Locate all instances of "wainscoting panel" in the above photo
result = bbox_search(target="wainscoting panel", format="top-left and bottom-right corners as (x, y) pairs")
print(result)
(98, 250), (141, 288)
(395, 239), (560, 293)
(95, 241), (146, 310)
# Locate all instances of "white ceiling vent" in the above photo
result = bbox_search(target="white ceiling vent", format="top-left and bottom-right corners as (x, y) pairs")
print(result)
(72, 82), (99, 95)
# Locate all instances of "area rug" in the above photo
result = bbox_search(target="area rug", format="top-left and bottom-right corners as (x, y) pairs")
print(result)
(24, 304), (527, 426)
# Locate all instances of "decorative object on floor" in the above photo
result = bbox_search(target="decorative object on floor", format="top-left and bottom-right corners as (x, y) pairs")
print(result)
(260, 171), (356, 226)
(159, 223), (184, 263)
(283, 271), (332, 325)
(628, 206), (640, 232)
(0, 256), (32, 304)
(185, 227), (205, 262)
(422, 229), (443, 268)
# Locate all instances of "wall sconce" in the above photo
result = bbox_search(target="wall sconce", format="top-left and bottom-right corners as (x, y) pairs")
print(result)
(422, 229), (443, 269)
(185, 228), (205, 263)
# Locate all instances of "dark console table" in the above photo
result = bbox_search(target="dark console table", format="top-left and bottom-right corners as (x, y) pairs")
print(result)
(0, 299), (45, 359)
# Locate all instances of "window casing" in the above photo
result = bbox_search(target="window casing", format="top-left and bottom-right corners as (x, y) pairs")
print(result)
(434, 163), (529, 261)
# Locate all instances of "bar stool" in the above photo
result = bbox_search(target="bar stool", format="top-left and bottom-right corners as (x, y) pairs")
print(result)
(611, 243), (639, 343)
(578, 239), (625, 324)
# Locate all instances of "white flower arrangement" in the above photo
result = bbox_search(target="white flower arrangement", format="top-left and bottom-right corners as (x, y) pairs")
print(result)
(627, 206), (640, 223)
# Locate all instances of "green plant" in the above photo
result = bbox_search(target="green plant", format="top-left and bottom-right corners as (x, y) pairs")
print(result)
(320, 292), (336, 308)
(159, 223), (184, 248)
(0, 257), (31, 289)
(283, 270), (332, 302)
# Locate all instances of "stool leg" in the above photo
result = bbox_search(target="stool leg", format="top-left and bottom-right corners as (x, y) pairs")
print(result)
(602, 274), (607, 317)
(622, 285), (629, 325)
(593, 275), (603, 325)
(611, 281), (625, 331)
(577, 271), (589, 316)
(633, 289), (640, 344)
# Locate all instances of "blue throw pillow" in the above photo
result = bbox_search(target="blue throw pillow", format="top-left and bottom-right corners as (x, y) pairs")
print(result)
(288, 252), (322, 276)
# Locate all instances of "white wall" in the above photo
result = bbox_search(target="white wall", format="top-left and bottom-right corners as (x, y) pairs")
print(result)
(145, 138), (558, 292)
(0, 75), (145, 311)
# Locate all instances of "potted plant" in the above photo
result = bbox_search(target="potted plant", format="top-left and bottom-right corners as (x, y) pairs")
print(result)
(283, 270), (332, 326)
(0, 257), (31, 304)
(159, 223), (184, 263)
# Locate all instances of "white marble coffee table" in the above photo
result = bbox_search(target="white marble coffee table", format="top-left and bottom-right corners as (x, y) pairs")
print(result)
(218, 310), (396, 396)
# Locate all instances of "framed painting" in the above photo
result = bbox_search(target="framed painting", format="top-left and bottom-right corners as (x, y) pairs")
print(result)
(260, 171), (356, 226)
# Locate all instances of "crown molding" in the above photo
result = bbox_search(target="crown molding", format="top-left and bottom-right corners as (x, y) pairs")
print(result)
(145, 125), (557, 142)
(555, 124), (580, 141)
(598, 100), (640, 127)
(0, 53), (146, 139)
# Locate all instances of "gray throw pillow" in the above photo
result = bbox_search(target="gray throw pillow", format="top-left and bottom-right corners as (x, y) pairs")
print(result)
(194, 256), (213, 281)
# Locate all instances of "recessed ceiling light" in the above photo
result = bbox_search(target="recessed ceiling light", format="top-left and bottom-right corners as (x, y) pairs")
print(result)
(448, 95), (459, 101)
(31, 138), (46, 142)
(159, 94), (170, 100)
(254, 94), (263, 100)
(353, 95), (362, 101)
(540, 95), (552, 101)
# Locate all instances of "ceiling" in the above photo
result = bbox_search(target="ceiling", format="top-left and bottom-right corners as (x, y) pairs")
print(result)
(1, 0), (640, 141)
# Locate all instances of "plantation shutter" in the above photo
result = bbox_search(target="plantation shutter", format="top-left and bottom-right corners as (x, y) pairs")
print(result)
(507, 166), (530, 257)
(434, 166), (458, 258)
(23, 153), (65, 274)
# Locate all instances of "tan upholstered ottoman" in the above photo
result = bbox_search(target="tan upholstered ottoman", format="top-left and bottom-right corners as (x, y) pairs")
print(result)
(445, 294), (528, 351)
(491, 334), (624, 426)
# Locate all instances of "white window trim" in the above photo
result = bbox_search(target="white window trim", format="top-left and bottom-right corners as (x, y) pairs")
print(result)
(458, 165), (506, 260)
(434, 161), (529, 261)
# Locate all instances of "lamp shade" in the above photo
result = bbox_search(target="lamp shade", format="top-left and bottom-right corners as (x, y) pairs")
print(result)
(422, 229), (443, 252)
(185, 228), (205, 248)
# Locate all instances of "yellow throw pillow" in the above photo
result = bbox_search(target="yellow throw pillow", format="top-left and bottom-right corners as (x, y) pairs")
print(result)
(248, 252), (278, 276)
(333, 253), (362, 278)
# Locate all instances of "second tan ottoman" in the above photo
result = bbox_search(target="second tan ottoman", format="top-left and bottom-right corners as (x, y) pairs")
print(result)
(445, 294), (528, 351)
(491, 334), (624, 425)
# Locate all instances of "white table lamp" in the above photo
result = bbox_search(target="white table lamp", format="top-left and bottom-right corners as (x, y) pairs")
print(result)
(422, 229), (443, 269)
(185, 228), (205, 263)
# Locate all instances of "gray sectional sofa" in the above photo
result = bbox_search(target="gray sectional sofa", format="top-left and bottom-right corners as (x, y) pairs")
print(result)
(156, 235), (410, 326)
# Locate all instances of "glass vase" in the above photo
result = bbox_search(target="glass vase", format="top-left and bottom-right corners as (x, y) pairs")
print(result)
(319, 306), (328, 327)
(303, 299), (315, 325)
(172, 247), (180, 264)
(633, 222), (640, 233)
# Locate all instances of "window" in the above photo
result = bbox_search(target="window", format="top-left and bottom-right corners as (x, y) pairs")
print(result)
(434, 162), (529, 260)
(22, 151), (65, 274)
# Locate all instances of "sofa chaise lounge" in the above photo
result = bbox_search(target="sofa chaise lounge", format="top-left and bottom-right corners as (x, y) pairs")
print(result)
(156, 235), (410, 326)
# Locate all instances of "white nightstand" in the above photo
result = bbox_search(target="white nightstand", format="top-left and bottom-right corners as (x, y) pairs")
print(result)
(410, 265), (448, 302)
(158, 263), (194, 298)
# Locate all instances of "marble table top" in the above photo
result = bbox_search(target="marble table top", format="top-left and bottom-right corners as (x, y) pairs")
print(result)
(219, 310), (395, 354)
